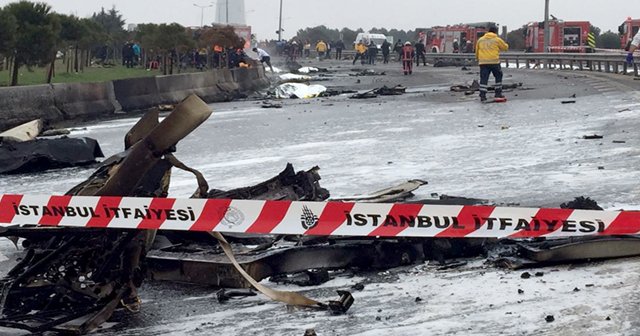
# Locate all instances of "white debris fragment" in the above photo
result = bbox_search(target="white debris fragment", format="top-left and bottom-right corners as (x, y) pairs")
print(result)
(298, 67), (319, 74)
(274, 83), (327, 99)
(278, 73), (312, 82)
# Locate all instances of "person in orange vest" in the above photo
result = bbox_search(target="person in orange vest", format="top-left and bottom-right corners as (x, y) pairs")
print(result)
(212, 44), (223, 68)
(401, 42), (415, 75)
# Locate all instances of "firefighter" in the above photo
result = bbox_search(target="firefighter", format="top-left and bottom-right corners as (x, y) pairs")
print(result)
(353, 42), (368, 65)
(402, 42), (415, 75)
(626, 30), (640, 65)
(316, 40), (328, 60)
(475, 25), (509, 102)
(415, 40), (426, 66)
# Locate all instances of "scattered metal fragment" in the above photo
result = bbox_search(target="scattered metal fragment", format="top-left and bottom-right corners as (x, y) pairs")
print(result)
(332, 179), (427, 203)
(583, 134), (604, 140)
(216, 288), (257, 303)
(350, 90), (378, 99)
(261, 101), (283, 109)
(373, 85), (407, 96)
(0, 136), (104, 174)
(0, 119), (43, 142)
(40, 128), (72, 137)
(561, 100), (576, 104)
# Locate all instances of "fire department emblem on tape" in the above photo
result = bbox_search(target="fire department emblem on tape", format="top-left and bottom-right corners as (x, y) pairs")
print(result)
(300, 206), (319, 230)
(220, 206), (244, 227)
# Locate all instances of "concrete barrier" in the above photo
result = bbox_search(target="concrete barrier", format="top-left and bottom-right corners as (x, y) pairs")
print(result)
(155, 72), (226, 104)
(53, 82), (117, 121)
(0, 67), (269, 131)
(0, 85), (63, 131)
(112, 77), (160, 112)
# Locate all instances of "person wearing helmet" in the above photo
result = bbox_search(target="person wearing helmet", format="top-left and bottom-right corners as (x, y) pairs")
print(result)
(402, 41), (415, 75)
(475, 25), (509, 102)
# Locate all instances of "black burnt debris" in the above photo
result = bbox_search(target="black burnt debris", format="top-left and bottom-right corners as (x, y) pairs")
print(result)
(0, 95), (637, 334)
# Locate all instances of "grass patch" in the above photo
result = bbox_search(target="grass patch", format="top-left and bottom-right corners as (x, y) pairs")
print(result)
(0, 60), (192, 86)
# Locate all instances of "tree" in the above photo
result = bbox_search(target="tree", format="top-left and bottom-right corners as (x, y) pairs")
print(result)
(0, 7), (17, 66)
(5, 1), (60, 86)
(198, 25), (243, 49)
(295, 25), (340, 44)
(340, 28), (363, 48)
(136, 23), (196, 74)
(91, 6), (126, 63)
(507, 26), (527, 51)
(597, 30), (622, 49)
(57, 14), (87, 75)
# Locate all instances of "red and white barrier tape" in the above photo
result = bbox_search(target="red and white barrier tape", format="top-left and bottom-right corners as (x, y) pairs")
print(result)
(1, 194), (639, 238)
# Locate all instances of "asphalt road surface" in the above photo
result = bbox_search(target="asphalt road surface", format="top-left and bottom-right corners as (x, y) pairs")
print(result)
(2, 57), (640, 335)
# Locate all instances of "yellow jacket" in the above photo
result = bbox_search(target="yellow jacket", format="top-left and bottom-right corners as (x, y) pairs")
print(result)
(356, 43), (368, 54)
(475, 32), (509, 65)
(316, 41), (327, 52)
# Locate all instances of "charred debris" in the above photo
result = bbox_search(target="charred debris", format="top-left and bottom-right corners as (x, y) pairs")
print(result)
(0, 95), (639, 334)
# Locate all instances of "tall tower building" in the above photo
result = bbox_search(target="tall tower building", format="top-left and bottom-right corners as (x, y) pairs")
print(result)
(215, 0), (246, 25)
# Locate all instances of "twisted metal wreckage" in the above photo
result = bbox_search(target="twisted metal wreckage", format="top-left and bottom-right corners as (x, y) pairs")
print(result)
(1, 95), (640, 334)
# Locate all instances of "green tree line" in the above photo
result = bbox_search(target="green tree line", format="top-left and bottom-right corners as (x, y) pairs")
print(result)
(0, 1), (244, 86)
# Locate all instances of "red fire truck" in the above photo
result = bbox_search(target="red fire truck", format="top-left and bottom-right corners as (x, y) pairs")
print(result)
(524, 19), (591, 52)
(619, 17), (640, 50)
(420, 22), (497, 53)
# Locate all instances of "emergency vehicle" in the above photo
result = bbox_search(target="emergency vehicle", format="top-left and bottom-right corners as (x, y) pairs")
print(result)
(419, 22), (497, 53)
(618, 17), (640, 50)
(524, 19), (591, 52)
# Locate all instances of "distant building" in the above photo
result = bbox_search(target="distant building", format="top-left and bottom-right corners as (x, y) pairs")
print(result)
(215, 0), (246, 25)
(127, 24), (138, 32)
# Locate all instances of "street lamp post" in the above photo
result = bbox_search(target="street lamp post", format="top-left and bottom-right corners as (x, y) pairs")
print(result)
(543, 0), (550, 52)
(278, 0), (283, 41)
(194, 3), (214, 28)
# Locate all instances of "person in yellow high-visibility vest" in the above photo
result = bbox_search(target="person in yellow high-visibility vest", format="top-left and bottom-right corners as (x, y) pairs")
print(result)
(316, 40), (328, 60)
(475, 25), (509, 102)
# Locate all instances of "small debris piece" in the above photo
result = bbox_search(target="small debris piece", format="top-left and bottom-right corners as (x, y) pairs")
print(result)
(327, 291), (354, 315)
(351, 283), (365, 291)
(545, 315), (555, 323)
(518, 289), (525, 294)
(415, 297), (423, 303)
(586, 284), (595, 287)
(606, 316), (611, 321)
(561, 100), (576, 104)
(535, 272), (544, 277)
(598, 166), (605, 170)
(613, 140), (626, 144)
(261, 101), (283, 109)
(583, 134), (604, 140)
(521, 272), (531, 279)
(573, 287), (581, 292)
(375, 316), (381, 321)
(40, 129), (71, 137)
(304, 329), (318, 336)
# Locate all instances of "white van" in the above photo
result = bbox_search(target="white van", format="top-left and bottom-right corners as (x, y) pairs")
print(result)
(354, 33), (393, 49)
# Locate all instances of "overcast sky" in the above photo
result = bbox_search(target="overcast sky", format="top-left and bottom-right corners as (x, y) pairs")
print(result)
(0, 0), (632, 40)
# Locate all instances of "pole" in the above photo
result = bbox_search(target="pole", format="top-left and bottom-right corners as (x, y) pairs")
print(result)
(226, 0), (229, 24)
(278, 0), (283, 41)
(543, 0), (550, 52)
(194, 3), (213, 28)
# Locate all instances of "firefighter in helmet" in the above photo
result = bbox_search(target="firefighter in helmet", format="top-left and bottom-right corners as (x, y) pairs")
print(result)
(475, 25), (509, 102)
(402, 41), (415, 75)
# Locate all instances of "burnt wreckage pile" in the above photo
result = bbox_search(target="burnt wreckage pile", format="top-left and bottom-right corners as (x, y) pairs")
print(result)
(0, 95), (639, 334)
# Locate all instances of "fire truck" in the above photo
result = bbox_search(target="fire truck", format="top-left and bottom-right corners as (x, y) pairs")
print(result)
(618, 17), (640, 50)
(524, 19), (591, 52)
(420, 22), (497, 53)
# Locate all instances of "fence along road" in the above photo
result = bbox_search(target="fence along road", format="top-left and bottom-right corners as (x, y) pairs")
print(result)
(337, 50), (639, 76)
